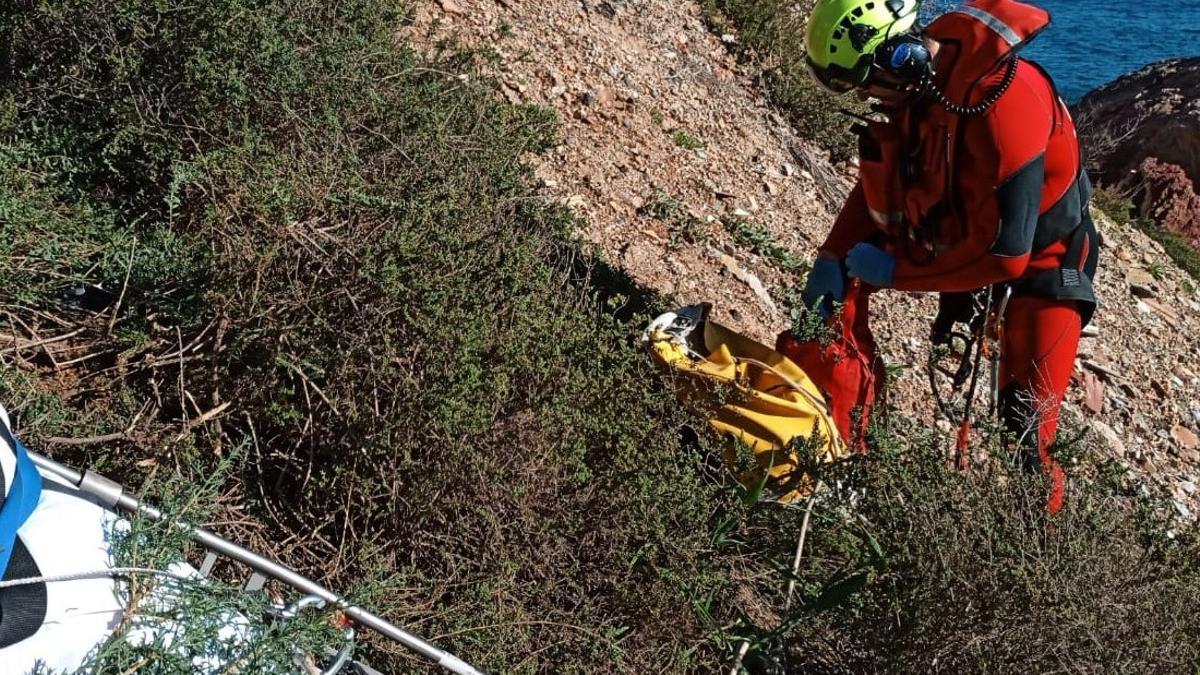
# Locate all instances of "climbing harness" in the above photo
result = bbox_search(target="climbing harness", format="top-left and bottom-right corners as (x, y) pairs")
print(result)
(927, 284), (1012, 467)
(22, 450), (486, 675)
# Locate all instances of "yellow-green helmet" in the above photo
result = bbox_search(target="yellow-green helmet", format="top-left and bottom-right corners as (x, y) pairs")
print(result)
(805, 0), (920, 93)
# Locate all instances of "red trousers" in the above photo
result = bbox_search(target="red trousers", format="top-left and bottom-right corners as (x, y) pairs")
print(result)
(998, 295), (1082, 516)
(782, 290), (1082, 514)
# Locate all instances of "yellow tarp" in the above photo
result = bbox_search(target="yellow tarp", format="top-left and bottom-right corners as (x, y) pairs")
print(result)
(646, 310), (845, 503)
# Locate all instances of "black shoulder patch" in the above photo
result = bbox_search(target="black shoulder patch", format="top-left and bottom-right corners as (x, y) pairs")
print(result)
(1032, 166), (1090, 252)
(0, 538), (48, 648)
(990, 154), (1045, 257)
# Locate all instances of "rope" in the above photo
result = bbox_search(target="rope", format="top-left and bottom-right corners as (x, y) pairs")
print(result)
(736, 356), (845, 456)
(955, 304), (991, 469)
(784, 482), (821, 610)
(0, 567), (192, 589)
(927, 329), (976, 421)
(727, 481), (823, 675)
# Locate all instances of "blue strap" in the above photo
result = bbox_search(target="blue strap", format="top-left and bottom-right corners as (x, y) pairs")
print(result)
(0, 422), (43, 579)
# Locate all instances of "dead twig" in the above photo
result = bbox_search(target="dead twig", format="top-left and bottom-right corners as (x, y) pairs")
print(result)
(731, 482), (822, 675)
(276, 356), (341, 416)
(0, 304), (74, 330)
(1081, 359), (1123, 381)
(175, 401), (233, 442)
(138, 318), (217, 367)
(4, 313), (69, 369)
(54, 349), (111, 369)
(45, 432), (129, 447)
(177, 325), (188, 426)
(0, 328), (85, 354)
(43, 399), (154, 446)
(210, 315), (230, 456)
(108, 236), (138, 336)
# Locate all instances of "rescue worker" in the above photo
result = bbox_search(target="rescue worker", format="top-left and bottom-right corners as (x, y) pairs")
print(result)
(800, 0), (1099, 514)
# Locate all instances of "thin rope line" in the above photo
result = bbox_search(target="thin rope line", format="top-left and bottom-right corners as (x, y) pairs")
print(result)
(0, 567), (193, 589)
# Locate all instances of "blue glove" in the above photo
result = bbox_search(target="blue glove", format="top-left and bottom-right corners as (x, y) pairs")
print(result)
(845, 242), (896, 288)
(801, 257), (846, 319)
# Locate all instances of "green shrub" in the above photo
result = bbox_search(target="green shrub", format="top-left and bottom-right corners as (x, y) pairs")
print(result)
(1090, 185), (1138, 221)
(699, 0), (861, 161)
(725, 218), (809, 274)
(1, 1), (745, 671)
(76, 455), (347, 675)
(642, 189), (711, 247)
(722, 420), (1200, 674)
(1149, 227), (1200, 283)
(673, 130), (706, 150)
(5, 2), (1199, 674)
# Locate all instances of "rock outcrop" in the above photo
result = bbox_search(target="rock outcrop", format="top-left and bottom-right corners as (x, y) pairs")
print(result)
(1136, 157), (1200, 241)
(1074, 58), (1200, 237)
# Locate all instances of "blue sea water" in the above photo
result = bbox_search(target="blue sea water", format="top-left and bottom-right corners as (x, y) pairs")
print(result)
(923, 0), (1200, 102)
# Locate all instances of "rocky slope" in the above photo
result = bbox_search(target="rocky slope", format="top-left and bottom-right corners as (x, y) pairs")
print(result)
(411, 0), (841, 343)
(412, 0), (1200, 516)
(1075, 57), (1200, 239)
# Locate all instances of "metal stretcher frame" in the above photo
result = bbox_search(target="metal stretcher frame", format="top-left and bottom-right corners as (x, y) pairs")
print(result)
(26, 450), (486, 675)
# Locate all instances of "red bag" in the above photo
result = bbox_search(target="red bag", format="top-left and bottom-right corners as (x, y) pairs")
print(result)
(776, 284), (884, 451)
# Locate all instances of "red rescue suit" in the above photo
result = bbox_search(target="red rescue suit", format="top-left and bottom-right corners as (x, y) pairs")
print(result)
(819, 0), (1099, 514)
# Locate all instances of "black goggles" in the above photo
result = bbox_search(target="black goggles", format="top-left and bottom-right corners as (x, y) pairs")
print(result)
(806, 55), (872, 95)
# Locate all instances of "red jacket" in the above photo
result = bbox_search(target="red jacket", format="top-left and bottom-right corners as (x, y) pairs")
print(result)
(821, 0), (1097, 316)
